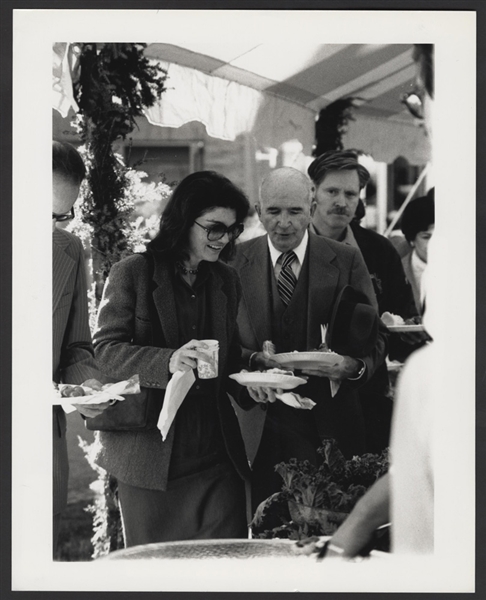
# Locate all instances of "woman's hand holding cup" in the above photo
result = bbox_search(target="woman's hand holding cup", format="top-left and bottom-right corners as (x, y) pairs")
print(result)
(169, 339), (211, 374)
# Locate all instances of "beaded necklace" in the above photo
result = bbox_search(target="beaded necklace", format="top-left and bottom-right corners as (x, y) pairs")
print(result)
(176, 261), (199, 275)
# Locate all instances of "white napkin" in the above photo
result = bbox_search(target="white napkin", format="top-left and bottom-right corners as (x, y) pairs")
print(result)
(276, 392), (316, 410)
(321, 324), (340, 398)
(157, 369), (195, 441)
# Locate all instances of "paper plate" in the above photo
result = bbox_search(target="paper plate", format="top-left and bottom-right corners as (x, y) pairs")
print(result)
(386, 324), (425, 333)
(273, 351), (343, 369)
(53, 391), (125, 406)
(229, 372), (307, 390)
(385, 360), (404, 372)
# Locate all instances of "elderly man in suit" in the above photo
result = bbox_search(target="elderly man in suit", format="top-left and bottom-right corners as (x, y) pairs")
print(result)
(52, 141), (110, 554)
(230, 167), (387, 515)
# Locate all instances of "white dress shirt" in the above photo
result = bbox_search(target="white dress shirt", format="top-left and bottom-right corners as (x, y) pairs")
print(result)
(267, 230), (309, 281)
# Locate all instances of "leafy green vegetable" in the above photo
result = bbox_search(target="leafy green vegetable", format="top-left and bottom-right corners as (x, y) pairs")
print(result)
(252, 438), (389, 539)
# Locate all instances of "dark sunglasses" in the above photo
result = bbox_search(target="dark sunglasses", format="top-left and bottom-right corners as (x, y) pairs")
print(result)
(194, 220), (244, 242)
(401, 90), (424, 120)
(52, 207), (75, 222)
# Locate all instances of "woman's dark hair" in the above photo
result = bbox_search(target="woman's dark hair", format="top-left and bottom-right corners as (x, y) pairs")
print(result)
(148, 170), (250, 262)
(400, 189), (435, 243)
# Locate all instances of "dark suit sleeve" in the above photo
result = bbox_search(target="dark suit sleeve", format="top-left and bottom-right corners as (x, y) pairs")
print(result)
(93, 258), (175, 389)
(378, 244), (418, 319)
(348, 246), (379, 311)
(346, 248), (388, 386)
(224, 271), (256, 410)
(59, 237), (101, 385)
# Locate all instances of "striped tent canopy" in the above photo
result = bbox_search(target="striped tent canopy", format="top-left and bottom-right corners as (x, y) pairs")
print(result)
(143, 43), (427, 163)
(145, 42), (417, 122)
(54, 42), (429, 163)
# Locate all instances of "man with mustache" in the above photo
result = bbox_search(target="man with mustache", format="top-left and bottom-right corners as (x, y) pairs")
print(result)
(230, 167), (387, 519)
(308, 150), (418, 453)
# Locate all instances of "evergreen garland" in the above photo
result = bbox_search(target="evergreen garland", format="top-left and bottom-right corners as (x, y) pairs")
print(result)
(71, 42), (167, 297)
(65, 43), (168, 558)
(313, 97), (363, 156)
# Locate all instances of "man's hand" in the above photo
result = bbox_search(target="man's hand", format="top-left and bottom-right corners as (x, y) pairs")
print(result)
(247, 386), (279, 404)
(250, 351), (281, 371)
(301, 356), (362, 381)
(398, 330), (432, 345)
(72, 400), (113, 418)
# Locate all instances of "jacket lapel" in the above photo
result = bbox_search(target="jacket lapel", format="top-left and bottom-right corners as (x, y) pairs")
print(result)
(52, 230), (75, 313)
(152, 258), (180, 348)
(207, 266), (229, 375)
(306, 234), (340, 348)
(239, 236), (273, 347)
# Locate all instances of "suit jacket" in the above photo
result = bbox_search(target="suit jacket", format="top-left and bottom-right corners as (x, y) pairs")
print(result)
(230, 232), (387, 461)
(92, 252), (251, 491)
(52, 228), (100, 514)
(350, 222), (417, 318)
(401, 252), (423, 315)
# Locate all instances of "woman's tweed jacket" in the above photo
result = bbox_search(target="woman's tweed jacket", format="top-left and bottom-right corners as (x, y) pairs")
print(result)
(92, 252), (251, 491)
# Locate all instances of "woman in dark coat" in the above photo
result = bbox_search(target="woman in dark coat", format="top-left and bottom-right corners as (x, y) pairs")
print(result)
(92, 171), (251, 547)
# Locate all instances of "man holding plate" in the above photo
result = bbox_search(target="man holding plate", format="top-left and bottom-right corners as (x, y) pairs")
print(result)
(52, 141), (112, 555)
(230, 167), (388, 516)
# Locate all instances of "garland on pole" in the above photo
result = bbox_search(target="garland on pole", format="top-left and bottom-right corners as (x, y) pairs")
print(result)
(70, 42), (167, 298)
(312, 97), (363, 156)
(65, 43), (168, 559)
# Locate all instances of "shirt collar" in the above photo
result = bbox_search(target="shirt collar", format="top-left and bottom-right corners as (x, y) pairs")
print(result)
(342, 225), (360, 249)
(267, 230), (309, 267)
(309, 222), (359, 250)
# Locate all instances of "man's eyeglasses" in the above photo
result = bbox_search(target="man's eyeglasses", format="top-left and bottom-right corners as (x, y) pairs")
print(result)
(194, 220), (244, 242)
(52, 207), (75, 222)
(401, 90), (424, 120)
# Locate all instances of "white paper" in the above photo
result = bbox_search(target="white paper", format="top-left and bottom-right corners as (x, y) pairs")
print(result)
(330, 381), (341, 398)
(157, 369), (195, 440)
(276, 392), (316, 410)
(321, 324), (340, 397)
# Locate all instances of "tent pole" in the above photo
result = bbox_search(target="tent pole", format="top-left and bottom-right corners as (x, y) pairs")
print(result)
(383, 163), (430, 238)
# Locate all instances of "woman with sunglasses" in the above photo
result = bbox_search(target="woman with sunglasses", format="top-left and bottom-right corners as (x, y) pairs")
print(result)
(92, 171), (251, 547)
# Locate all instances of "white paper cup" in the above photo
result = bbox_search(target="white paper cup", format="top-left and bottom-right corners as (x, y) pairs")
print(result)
(196, 339), (219, 379)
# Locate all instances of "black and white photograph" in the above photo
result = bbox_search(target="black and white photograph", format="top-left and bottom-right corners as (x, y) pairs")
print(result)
(7, 3), (481, 595)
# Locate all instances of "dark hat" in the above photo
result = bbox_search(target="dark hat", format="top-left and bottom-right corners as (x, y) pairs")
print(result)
(326, 285), (379, 357)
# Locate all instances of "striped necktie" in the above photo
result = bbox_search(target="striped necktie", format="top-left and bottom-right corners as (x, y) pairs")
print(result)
(277, 250), (297, 306)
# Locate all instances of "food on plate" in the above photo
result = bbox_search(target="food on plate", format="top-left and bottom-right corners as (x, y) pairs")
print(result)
(262, 340), (276, 356)
(381, 311), (405, 327)
(60, 385), (85, 398)
(82, 378), (104, 392)
(264, 367), (294, 376)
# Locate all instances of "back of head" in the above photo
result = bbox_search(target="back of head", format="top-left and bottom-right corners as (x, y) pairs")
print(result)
(307, 149), (370, 190)
(52, 141), (86, 184)
(400, 191), (435, 243)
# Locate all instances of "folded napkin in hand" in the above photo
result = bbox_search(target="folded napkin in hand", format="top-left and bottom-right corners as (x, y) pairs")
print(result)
(276, 392), (316, 410)
(157, 370), (195, 440)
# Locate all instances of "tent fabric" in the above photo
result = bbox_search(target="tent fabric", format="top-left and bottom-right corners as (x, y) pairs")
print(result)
(52, 43), (80, 117)
(144, 61), (265, 141)
(144, 43), (417, 122)
(52, 42), (426, 163)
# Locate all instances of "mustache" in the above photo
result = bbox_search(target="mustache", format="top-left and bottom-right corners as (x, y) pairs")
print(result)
(329, 206), (350, 216)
